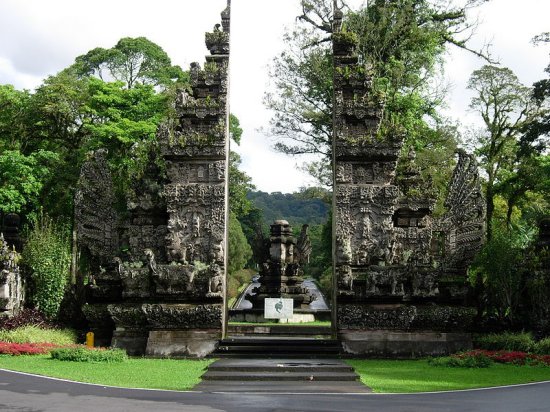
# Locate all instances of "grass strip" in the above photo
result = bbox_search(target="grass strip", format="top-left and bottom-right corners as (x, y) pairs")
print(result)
(0, 355), (213, 390)
(346, 359), (550, 393)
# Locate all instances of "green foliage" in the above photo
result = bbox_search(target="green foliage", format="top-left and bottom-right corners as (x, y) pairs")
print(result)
(474, 332), (534, 352)
(227, 212), (252, 276)
(50, 347), (128, 363)
(429, 354), (493, 368)
(248, 190), (329, 226)
(22, 216), (71, 318)
(0, 85), (31, 151)
(0, 150), (58, 216)
(533, 338), (550, 355)
(0, 37), (188, 221)
(467, 65), (542, 238)
(229, 151), (255, 217)
(0, 326), (77, 345)
(72, 37), (187, 89)
(227, 268), (256, 303)
(229, 114), (243, 145)
(470, 225), (532, 325)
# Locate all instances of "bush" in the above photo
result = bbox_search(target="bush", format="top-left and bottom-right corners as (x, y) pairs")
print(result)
(0, 326), (77, 345)
(0, 341), (58, 355)
(429, 353), (493, 368)
(533, 338), (550, 355)
(22, 215), (71, 318)
(0, 309), (55, 330)
(475, 332), (534, 352)
(50, 347), (127, 363)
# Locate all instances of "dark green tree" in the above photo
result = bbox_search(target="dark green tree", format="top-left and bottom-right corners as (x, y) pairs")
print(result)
(467, 65), (542, 239)
(266, 0), (490, 190)
(72, 37), (187, 89)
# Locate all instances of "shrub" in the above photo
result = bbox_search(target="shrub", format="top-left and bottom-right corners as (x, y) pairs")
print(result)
(0, 341), (58, 355)
(429, 352), (493, 368)
(533, 338), (550, 355)
(457, 350), (550, 366)
(0, 309), (55, 330)
(22, 215), (71, 318)
(0, 326), (77, 345)
(475, 332), (534, 352)
(50, 347), (128, 363)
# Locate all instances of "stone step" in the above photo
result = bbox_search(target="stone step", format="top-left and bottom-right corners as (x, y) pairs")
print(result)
(213, 338), (341, 358)
(202, 371), (359, 381)
(194, 359), (370, 393)
(208, 362), (353, 373)
(226, 324), (332, 337)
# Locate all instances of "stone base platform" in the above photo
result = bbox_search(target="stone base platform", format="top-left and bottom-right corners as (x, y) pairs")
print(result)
(339, 330), (472, 358)
(145, 329), (221, 358)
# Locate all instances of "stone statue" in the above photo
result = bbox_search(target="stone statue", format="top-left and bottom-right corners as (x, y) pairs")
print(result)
(296, 224), (312, 265)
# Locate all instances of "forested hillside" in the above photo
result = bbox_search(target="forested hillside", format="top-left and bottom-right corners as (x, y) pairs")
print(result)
(247, 190), (329, 227)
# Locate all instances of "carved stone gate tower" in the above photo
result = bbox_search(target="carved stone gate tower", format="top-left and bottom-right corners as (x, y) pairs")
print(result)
(78, 3), (231, 357)
(331, 3), (485, 356)
(77, 2), (485, 358)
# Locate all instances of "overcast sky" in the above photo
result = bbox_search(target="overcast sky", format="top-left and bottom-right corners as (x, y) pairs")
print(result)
(0, 0), (549, 193)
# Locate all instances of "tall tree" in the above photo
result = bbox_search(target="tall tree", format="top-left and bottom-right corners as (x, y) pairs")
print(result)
(0, 85), (31, 151)
(467, 65), (541, 239)
(72, 37), (187, 89)
(265, 0), (490, 188)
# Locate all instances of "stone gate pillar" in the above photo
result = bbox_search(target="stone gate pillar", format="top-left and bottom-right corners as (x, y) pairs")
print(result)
(331, 3), (484, 357)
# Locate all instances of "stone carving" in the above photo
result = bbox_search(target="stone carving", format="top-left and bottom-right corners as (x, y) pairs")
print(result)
(296, 224), (312, 265)
(207, 264), (224, 298)
(249, 220), (315, 309)
(142, 304), (222, 329)
(338, 304), (476, 331)
(439, 149), (486, 274)
(0, 234), (24, 316)
(74, 149), (118, 269)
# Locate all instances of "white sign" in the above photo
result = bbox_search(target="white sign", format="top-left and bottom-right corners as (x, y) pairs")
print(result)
(264, 298), (294, 319)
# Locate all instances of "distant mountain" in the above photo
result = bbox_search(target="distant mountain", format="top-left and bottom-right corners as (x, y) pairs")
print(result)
(248, 190), (330, 227)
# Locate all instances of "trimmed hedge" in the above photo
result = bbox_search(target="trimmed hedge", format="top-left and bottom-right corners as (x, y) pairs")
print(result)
(533, 338), (550, 355)
(429, 352), (493, 368)
(50, 347), (127, 363)
(474, 332), (534, 352)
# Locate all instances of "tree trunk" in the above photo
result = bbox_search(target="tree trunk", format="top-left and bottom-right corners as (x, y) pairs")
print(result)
(486, 185), (494, 242)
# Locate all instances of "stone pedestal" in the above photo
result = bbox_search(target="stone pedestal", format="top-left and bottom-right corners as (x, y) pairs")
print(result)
(111, 329), (148, 356)
(146, 329), (220, 358)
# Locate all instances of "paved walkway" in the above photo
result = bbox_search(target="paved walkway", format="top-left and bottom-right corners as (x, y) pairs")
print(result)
(2, 368), (550, 411)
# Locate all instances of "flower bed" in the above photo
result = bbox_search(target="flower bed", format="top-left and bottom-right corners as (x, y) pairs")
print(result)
(457, 350), (550, 366)
(0, 341), (58, 356)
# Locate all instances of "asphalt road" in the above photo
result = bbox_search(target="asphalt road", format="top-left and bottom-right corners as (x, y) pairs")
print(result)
(1, 368), (550, 412)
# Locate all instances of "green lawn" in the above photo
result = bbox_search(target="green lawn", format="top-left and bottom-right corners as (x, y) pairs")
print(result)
(3, 355), (550, 393)
(0, 355), (213, 391)
(347, 359), (550, 393)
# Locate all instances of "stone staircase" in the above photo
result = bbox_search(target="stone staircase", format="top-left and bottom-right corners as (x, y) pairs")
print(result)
(194, 358), (371, 393)
(213, 336), (341, 358)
